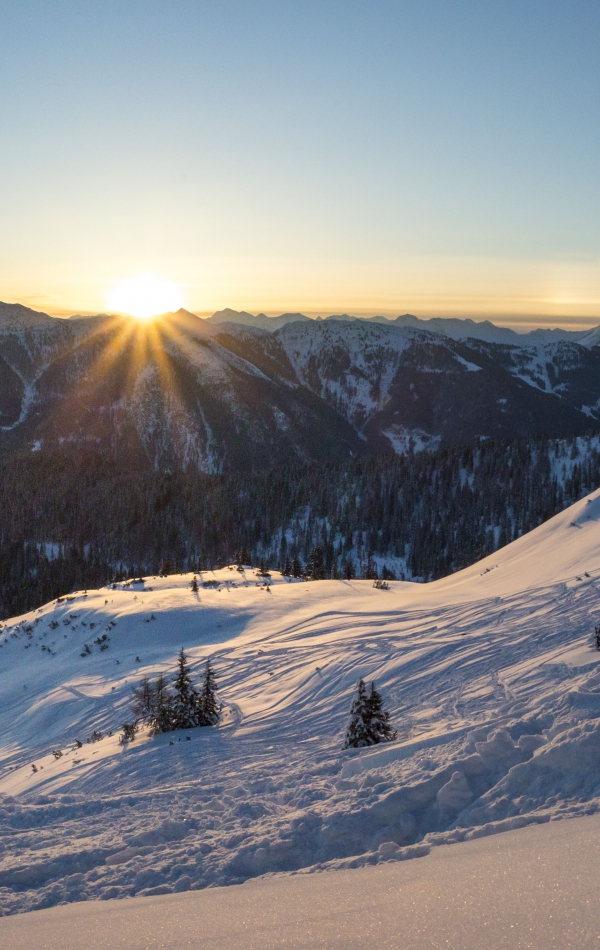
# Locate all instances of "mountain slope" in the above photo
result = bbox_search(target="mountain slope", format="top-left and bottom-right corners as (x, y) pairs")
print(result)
(0, 302), (599, 469)
(0, 302), (56, 329)
(0, 310), (363, 470)
(272, 319), (600, 450)
(1, 490), (600, 912)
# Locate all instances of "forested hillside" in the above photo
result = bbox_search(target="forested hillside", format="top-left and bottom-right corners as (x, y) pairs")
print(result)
(1, 435), (599, 619)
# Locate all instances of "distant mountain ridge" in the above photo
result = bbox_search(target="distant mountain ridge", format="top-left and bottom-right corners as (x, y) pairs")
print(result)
(206, 308), (312, 331)
(2, 300), (597, 346)
(206, 307), (598, 347)
(0, 301), (599, 471)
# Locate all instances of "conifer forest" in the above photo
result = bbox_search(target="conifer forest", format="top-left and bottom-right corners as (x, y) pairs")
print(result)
(1, 435), (599, 620)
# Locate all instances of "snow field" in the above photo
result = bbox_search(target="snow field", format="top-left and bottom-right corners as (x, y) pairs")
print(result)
(1, 489), (600, 914)
(3, 813), (600, 949)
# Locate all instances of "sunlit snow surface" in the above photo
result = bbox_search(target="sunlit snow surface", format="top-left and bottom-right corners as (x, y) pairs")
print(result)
(3, 815), (600, 949)
(2, 490), (600, 915)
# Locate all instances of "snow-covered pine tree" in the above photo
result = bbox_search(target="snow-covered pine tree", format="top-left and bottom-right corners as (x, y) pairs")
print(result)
(366, 681), (396, 743)
(172, 648), (198, 729)
(344, 679), (373, 748)
(197, 658), (220, 726)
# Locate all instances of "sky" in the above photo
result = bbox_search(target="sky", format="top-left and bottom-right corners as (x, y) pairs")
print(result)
(1, 0), (599, 327)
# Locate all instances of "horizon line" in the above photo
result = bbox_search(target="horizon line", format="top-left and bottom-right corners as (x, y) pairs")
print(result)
(6, 298), (600, 333)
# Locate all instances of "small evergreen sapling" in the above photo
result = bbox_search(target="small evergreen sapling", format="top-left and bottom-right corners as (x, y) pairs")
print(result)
(120, 721), (137, 744)
(172, 648), (198, 729)
(366, 681), (396, 743)
(151, 673), (174, 735)
(344, 678), (396, 748)
(344, 679), (372, 748)
(197, 658), (220, 726)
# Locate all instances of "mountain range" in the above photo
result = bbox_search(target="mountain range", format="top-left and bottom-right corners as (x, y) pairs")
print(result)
(1, 302), (599, 471)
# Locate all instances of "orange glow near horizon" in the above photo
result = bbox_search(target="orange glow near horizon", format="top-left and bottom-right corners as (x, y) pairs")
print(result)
(105, 274), (184, 320)
(5, 254), (600, 331)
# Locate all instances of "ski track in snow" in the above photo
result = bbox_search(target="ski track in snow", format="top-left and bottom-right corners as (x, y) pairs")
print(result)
(2, 490), (600, 914)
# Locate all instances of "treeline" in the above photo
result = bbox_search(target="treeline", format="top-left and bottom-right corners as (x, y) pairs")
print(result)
(0, 435), (599, 618)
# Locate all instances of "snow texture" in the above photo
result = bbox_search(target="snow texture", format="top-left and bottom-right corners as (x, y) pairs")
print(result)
(2, 490), (600, 916)
(2, 814), (600, 948)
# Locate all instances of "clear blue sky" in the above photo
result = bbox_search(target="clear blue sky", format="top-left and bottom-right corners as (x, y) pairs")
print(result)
(1, 1), (599, 324)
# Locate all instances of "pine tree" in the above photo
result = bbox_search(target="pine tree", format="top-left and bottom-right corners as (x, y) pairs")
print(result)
(342, 556), (356, 580)
(131, 676), (155, 723)
(344, 679), (372, 748)
(362, 554), (378, 580)
(306, 546), (326, 580)
(366, 681), (396, 743)
(160, 558), (173, 577)
(292, 555), (304, 578)
(147, 673), (173, 734)
(172, 648), (197, 729)
(257, 558), (270, 577)
(154, 673), (170, 709)
(197, 658), (220, 726)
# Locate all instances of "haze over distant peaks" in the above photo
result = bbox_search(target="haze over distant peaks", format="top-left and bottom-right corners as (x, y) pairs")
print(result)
(207, 307), (598, 347)
(206, 308), (312, 331)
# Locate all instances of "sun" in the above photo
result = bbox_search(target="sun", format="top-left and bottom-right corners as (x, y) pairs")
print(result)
(106, 273), (184, 319)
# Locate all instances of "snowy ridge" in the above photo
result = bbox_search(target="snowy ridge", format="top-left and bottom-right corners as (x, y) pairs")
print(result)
(2, 491), (600, 912)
